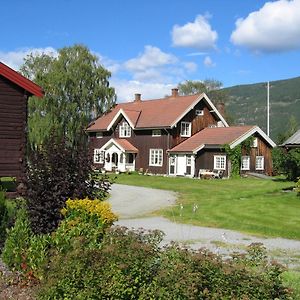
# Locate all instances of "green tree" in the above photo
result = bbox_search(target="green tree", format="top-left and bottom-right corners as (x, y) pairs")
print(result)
(21, 44), (116, 149)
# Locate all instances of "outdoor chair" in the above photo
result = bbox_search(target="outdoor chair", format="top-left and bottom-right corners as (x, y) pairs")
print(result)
(212, 170), (224, 179)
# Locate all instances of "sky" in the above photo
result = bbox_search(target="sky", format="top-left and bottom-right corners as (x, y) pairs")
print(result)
(1, 0), (300, 102)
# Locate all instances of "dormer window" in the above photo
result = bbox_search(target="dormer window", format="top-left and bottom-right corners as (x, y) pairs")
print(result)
(181, 122), (191, 137)
(119, 122), (131, 138)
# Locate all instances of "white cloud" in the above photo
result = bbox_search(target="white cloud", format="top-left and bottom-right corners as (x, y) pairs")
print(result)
(203, 56), (216, 68)
(0, 47), (57, 70)
(183, 61), (198, 72)
(172, 15), (218, 50)
(124, 45), (177, 72)
(231, 0), (300, 52)
(111, 79), (173, 102)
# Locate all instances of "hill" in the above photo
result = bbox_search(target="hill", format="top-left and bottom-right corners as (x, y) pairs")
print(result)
(224, 77), (300, 141)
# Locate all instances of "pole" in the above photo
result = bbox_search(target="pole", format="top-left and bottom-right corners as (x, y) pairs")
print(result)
(267, 81), (270, 136)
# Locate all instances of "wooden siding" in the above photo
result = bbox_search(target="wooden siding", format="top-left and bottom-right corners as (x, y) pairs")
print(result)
(241, 134), (273, 175)
(0, 76), (27, 179)
(171, 101), (218, 147)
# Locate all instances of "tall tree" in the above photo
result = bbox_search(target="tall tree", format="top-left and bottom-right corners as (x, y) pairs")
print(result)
(21, 44), (116, 149)
(178, 79), (229, 104)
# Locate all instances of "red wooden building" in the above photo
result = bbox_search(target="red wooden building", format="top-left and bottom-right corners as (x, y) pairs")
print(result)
(86, 88), (276, 177)
(0, 62), (43, 185)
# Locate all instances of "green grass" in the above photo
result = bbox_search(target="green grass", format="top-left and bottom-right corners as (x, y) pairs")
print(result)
(114, 174), (300, 240)
(281, 271), (300, 299)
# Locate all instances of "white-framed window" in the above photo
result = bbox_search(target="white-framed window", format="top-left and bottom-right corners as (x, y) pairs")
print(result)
(119, 121), (131, 138)
(186, 155), (192, 166)
(195, 109), (204, 116)
(241, 156), (250, 170)
(96, 132), (103, 138)
(252, 138), (258, 148)
(149, 149), (163, 166)
(256, 156), (264, 170)
(181, 122), (191, 137)
(152, 129), (161, 137)
(214, 155), (226, 170)
(94, 149), (105, 164)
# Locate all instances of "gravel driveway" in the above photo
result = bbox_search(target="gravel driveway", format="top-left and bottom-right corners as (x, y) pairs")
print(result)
(109, 184), (300, 268)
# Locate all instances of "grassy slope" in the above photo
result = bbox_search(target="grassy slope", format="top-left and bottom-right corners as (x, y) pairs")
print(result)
(114, 174), (300, 240)
(224, 76), (300, 141)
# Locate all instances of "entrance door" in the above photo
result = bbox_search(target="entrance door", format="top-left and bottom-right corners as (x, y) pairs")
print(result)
(112, 152), (118, 168)
(176, 155), (186, 176)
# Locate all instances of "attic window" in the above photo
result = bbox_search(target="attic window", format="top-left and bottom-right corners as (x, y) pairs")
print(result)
(96, 132), (103, 138)
(152, 129), (161, 137)
(252, 138), (258, 148)
(195, 109), (204, 116)
(119, 122), (131, 138)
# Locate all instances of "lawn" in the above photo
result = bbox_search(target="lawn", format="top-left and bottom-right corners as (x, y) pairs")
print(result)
(114, 174), (300, 240)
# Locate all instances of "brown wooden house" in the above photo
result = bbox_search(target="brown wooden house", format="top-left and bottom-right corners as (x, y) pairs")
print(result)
(0, 62), (43, 184)
(86, 88), (275, 177)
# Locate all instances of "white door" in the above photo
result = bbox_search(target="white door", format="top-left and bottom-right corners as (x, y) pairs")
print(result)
(176, 155), (186, 176)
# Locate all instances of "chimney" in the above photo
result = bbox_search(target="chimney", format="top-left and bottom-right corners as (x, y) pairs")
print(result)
(216, 102), (225, 117)
(134, 93), (141, 102)
(171, 88), (179, 97)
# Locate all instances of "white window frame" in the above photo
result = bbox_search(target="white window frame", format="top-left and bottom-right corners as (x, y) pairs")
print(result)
(255, 156), (264, 170)
(180, 121), (191, 137)
(119, 121), (131, 138)
(152, 129), (161, 137)
(186, 155), (192, 166)
(195, 109), (204, 116)
(93, 149), (105, 164)
(252, 138), (258, 148)
(96, 132), (103, 139)
(149, 149), (163, 167)
(214, 155), (226, 170)
(241, 156), (250, 170)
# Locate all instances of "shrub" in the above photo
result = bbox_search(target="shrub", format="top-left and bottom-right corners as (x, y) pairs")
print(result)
(283, 149), (300, 181)
(1, 206), (50, 280)
(25, 134), (111, 234)
(296, 177), (300, 196)
(52, 198), (117, 253)
(38, 227), (291, 300)
(0, 191), (9, 249)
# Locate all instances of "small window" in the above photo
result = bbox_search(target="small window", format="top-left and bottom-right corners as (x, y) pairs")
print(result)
(119, 122), (131, 138)
(208, 124), (217, 128)
(195, 109), (204, 116)
(241, 156), (250, 170)
(94, 149), (105, 164)
(96, 132), (103, 139)
(181, 122), (191, 137)
(214, 155), (226, 170)
(149, 149), (163, 166)
(256, 156), (264, 170)
(152, 129), (161, 137)
(186, 155), (192, 166)
(252, 138), (258, 148)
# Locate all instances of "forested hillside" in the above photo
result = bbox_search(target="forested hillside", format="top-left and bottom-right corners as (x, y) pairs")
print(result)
(224, 77), (300, 141)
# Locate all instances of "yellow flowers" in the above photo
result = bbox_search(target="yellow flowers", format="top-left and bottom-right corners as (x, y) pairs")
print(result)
(62, 198), (118, 225)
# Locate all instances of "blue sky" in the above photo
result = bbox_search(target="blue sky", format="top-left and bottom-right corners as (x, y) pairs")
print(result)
(1, 0), (300, 101)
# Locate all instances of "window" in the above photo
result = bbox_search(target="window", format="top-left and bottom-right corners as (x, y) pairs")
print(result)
(256, 156), (264, 170)
(252, 138), (258, 148)
(241, 156), (250, 170)
(126, 153), (134, 164)
(152, 129), (161, 137)
(195, 109), (204, 116)
(186, 155), (192, 166)
(119, 122), (131, 138)
(94, 149), (105, 164)
(214, 155), (226, 170)
(181, 122), (191, 137)
(149, 149), (163, 166)
(96, 132), (103, 138)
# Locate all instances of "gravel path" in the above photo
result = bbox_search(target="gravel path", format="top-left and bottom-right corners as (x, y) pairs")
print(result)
(109, 184), (300, 268)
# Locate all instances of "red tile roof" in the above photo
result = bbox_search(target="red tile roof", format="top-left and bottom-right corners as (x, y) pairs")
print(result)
(114, 139), (138, 153)
(0, 62), (44, 98)
(169, 126), (256, 153)
(87, 93), (225, 131)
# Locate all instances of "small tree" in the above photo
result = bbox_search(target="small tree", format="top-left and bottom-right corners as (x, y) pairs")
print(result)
(25, 135), (111, 234)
